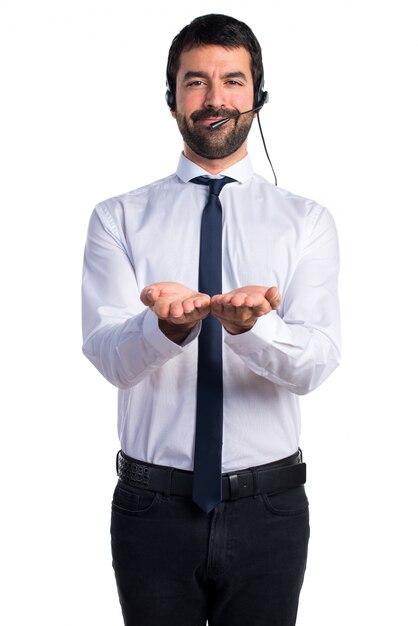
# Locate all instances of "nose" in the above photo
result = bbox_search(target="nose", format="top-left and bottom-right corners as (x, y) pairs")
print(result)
(203, 83), (225, 110)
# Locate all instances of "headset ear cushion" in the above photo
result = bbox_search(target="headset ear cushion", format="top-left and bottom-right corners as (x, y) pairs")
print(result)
(254, 89), (268, 109)
(165, 89), (175, 110)
(260, 90), (268, 106)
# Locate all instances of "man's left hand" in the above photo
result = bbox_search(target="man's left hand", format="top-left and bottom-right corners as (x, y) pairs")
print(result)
(211, 286), (281, 335)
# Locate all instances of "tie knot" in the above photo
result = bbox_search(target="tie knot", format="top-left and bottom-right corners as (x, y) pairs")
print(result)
(191, 176), (235, 197)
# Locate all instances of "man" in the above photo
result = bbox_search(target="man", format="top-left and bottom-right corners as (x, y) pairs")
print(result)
(82, 13), (340, 626)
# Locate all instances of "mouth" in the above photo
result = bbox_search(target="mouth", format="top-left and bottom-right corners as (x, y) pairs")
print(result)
(191, 109), (237, 127)
(196, 117), (226, 127)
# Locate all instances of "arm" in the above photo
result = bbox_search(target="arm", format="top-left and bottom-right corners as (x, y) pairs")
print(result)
(81, 207), (205, 389)
(213, 207), (341, 395)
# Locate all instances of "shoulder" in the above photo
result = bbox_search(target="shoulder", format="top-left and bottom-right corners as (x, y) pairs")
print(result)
(96, 173), (178, 213)
(249, 174), (335, 230)
(90, 173), (181, 230)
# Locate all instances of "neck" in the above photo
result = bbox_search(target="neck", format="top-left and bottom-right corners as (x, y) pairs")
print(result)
(183, 142), (248, 174)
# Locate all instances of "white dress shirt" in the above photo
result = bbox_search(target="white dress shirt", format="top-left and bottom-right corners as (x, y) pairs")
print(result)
(82, 153), (341, 472)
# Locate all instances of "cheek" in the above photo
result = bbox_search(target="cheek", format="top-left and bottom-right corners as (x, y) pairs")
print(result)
(176, 92), (204, 115)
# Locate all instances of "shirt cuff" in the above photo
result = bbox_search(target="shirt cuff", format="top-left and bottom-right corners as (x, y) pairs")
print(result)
(180, 320), (201, 346)
(143, 309), (200, 354)
(224, 311), (300, 354)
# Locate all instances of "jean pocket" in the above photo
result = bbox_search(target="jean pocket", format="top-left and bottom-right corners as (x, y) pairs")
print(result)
(262, 486), (309, 517)
(111, 482), (159, 515)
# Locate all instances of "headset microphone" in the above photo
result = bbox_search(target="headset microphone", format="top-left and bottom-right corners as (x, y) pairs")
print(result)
(209, 103), (265, 130)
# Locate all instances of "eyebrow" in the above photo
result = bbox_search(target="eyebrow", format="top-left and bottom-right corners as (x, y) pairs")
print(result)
(182, 70), (248, 82)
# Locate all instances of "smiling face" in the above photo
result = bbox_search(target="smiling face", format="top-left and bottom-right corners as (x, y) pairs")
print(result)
(173, 45), (255, 171)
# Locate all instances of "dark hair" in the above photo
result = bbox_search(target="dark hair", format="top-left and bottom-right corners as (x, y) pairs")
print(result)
(166, 14), (264, 110)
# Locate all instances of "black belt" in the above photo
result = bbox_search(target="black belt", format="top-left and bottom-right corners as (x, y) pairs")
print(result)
(117, 450), (306, 501)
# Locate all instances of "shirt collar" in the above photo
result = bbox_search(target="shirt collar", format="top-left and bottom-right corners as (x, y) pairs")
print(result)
(176, 152), (254, 185)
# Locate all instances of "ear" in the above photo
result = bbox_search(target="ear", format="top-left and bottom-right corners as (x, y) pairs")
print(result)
(171, 110), (177, 119)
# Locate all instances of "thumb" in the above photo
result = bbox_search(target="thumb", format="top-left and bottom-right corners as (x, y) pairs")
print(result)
(140, 285), (159, 306)
(265, 286), (281, 309)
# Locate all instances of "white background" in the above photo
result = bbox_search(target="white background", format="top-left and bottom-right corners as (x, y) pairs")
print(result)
(1, 1), (417, 624)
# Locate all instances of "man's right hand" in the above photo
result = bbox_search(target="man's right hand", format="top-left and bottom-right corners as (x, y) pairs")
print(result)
(140, 282), (211, 344)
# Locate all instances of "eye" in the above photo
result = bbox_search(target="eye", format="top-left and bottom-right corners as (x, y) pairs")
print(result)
(225, 80), (243, 87)
(186, 80), (206, 87)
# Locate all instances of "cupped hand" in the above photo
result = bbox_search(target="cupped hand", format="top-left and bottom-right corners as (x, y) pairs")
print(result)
(211, 285), (281, 334)
(140, 281), (211, 343)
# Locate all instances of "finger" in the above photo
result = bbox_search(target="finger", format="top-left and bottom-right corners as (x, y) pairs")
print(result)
(182, 297), (197, 315)
(140, 286), (153, 305)
(210, 299), (223, 316)
(243, 288), (280, 310)
(168, 300), (187, 319)
(214, 292), (235, 306)
(229, 293), (249, 307)
(193, 295), (211, 309)
(243, 293), (267, 308)
(250, 303), (271, 318)
(265, 286), (281, 309)
(153, 298), (172, 318)
(169, 296), (210, 319)
(141, 285), (162, 306)
(228, 306), (253, 322)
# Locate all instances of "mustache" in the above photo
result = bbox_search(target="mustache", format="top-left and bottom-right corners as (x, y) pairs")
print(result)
(190, 108), (238, 122)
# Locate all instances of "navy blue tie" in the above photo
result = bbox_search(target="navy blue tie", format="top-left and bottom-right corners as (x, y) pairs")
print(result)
(191, 176), (235, 513)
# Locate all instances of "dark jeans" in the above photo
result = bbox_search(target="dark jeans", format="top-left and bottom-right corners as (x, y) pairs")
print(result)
(111, 476), (310, 626)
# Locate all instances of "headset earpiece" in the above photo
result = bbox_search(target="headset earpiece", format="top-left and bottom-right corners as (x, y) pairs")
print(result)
(254, 67), (268, 109)
(258, 90), (269, 107)
(165, 84), (175, 111)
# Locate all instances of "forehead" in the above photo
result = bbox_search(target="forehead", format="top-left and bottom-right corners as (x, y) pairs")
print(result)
(177, 45), (252, 81)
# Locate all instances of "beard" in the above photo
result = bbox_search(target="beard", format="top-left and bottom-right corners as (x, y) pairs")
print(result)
(176, 107), (253, 160)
